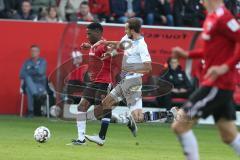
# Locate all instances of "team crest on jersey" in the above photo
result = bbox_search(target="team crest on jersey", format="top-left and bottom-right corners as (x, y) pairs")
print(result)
(227, 19), (240, 32)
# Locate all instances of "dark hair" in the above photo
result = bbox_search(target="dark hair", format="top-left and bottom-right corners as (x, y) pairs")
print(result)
(22, 0), (31, 5)
(87, 22), (103, 33)
(80, 1), (89, 6)
(127, 18), (142, 33)
(31, 44), (40, 49)
(47, 5), (57, 13)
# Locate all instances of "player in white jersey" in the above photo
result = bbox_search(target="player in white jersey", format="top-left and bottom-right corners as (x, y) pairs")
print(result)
(85, 18), (152, 145)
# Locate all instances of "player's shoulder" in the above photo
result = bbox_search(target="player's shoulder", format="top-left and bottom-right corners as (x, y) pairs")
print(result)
(216, 6), (240, 32)
(216, 6), (234, 20)
(138, 37), (147, 47)
(121, 35), (129, 41)
(94, 42), (106, 52)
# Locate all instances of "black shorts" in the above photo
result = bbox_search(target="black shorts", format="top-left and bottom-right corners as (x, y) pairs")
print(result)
(183, 86), (236, 122)
(82, 82), (109, 105)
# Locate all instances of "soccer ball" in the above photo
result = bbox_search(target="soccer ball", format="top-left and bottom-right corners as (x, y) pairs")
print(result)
(50, 105), (61, 117)
(34, 126), (51, 143)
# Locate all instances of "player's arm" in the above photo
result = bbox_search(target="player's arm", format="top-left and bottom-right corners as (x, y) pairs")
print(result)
(205, 16), (240, 80)
(93, 39), (132, 50)
(222, 18), (240, 71)
(80, 42), (91, 50)
(172, 47), (204, 59)
(93, 40), (119, 49)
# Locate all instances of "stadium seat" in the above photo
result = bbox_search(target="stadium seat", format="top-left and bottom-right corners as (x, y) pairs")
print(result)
(19, 81), (50, 118)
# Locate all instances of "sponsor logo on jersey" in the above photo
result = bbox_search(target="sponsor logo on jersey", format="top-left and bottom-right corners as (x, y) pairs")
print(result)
(227, 19), (240, 32)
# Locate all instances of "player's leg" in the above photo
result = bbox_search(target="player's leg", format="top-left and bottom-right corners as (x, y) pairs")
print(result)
(130, 99), (144, 123)
(123, 77), (143, 136)
(85, 84), (120, 145)
(72, 83), (95, 145)
(214, 98), (240, 156)
(72, 97), (91, 145)
(172, 87), (220, 160)
(95, 84), (114, 142)
(216, 119), (240, 155)
(171, 110), (199, 160)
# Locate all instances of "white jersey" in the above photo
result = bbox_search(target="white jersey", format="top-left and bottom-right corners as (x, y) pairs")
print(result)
(120, 35), (151, 79)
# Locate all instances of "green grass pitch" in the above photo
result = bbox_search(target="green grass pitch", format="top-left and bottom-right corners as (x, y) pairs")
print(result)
(0, 116), (239, 160)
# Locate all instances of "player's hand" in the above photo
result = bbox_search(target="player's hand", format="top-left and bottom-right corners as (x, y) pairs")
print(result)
(80, 43), (91, 50)
(101, 52), (112, 60)
(204, 64), (229, 82)
(172, 47), (188, 59)
(101, 50), (118, 60)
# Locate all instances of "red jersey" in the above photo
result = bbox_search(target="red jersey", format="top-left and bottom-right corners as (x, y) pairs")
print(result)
(189, 5), (240, 91)
(88, 42), (113, 83)
(68, 64), (88, 82)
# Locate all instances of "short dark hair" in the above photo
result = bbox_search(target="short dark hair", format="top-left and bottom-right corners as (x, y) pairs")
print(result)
(87, 22), (103, 33)
(31, 44), (40, 49)
(22, 0), (31, 5)
(80, 1), (89, 6)
(127, 18), (142, 33)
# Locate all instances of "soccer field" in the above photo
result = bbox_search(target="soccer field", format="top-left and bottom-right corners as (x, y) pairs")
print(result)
(0, 116), (238, 160)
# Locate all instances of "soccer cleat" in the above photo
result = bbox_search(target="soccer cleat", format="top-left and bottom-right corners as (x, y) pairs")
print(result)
(68, 139), (86, 145)
(85, 135), (105, 146)
(127, 114), (138, 137)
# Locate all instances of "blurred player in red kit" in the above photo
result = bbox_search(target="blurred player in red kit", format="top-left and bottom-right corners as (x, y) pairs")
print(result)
(171, 0), (240, 159)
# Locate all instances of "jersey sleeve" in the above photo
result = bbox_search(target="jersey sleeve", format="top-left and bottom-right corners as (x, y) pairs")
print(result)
(139, 42), (151, 63)
(188, 49), (204, 59)
(219, 14), (240, 69)
(94, 44), (107, 57)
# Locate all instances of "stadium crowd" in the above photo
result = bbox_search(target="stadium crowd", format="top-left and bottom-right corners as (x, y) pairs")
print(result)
(0, 0), (239, 27)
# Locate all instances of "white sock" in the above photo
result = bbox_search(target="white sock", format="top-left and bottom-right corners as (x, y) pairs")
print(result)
(76, 120), (86, 141)
(87, 110), (97, 120)
(178, 130), (199, 160)
(230, 134), (240, 156)
(76, 112), (86, 141)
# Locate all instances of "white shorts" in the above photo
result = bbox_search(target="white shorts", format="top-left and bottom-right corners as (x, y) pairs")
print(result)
(110, 77), (142, 110)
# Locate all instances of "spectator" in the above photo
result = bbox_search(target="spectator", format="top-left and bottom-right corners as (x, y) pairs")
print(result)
(157, 58), (193, 110)
(40, 5), (62, 22)
(145, 0), (174, 26)
(58, 0), (87, 21)
(89, 0), (110, 22)
(0, 0), (5, 18)
(14, 0), (36, 20)
(224, 0), (236, 15)
(173, 0), (205, 27)
(75, 1), (94, 22)
(31, 0), (56, 15)
(20, 45), (47, 117)
(110, 0), (143, 23)
(3, 0), (22, 18)
(236, 0), (240, 21)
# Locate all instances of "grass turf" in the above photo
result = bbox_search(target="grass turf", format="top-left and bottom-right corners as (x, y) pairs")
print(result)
(0, 116), (238, 160)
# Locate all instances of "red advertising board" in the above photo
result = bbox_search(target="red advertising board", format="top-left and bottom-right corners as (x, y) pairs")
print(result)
(0, 20), (202, 114)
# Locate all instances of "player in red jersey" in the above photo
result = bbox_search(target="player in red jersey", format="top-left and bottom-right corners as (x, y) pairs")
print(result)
(171, 0), (240, 159)
(70, 22), (115, 145)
